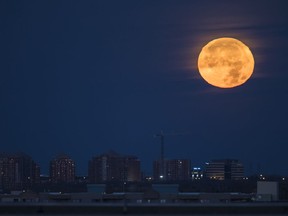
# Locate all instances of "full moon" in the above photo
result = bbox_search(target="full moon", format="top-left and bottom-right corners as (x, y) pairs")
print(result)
(197, 37), (254, 88)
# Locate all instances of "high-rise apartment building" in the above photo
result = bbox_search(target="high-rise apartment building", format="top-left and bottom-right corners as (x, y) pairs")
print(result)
(88, 151), (141, 183)
(153, 159), (191, 181)
(50, 154), (75, 183)
(0, 153), (40, 191)
(205, 159), (244, 180)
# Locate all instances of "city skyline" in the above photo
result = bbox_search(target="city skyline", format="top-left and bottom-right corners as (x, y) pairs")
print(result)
(1, 1), (288, 177)
(0, 149), (272, 178)
(2, 150), (288, 193)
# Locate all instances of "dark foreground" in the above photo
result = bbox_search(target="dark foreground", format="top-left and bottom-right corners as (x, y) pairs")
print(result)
(0, 203), (288, 215)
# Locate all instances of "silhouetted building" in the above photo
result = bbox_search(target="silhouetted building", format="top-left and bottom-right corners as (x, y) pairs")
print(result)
(153, 159), (191, 181)
(191, 167), (203, 180)
(88, 151), (141, 183)
(153, 160), (163, 181)
(205, 159), (244, 180)
(0, 153), (40, 191)
(50, 154), (75, 183)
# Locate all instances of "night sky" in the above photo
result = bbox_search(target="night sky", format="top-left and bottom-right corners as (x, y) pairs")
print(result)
(1, 0), (288, 176)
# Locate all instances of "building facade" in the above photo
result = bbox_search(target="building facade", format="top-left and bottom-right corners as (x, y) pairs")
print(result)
(205, 159), (244, 180)
(88, 151), (141, 183)
(50, 154), (75, 183)
(0, 153), (40, 191)
(191, 167), (204, 180)
(153, 159), (191, 181)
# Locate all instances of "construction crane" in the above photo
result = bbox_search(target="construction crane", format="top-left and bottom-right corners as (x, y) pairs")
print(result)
(154, 130), (191, 180)
(154, 131), (165, 180)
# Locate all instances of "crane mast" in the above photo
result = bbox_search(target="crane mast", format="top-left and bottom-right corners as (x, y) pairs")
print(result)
(155, 131), (164, 180)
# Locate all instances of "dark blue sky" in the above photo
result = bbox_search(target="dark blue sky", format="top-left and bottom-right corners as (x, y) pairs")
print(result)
(1, 0), (288, 176)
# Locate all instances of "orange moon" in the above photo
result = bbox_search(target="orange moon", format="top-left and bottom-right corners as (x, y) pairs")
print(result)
(197, 37), (254, 88)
